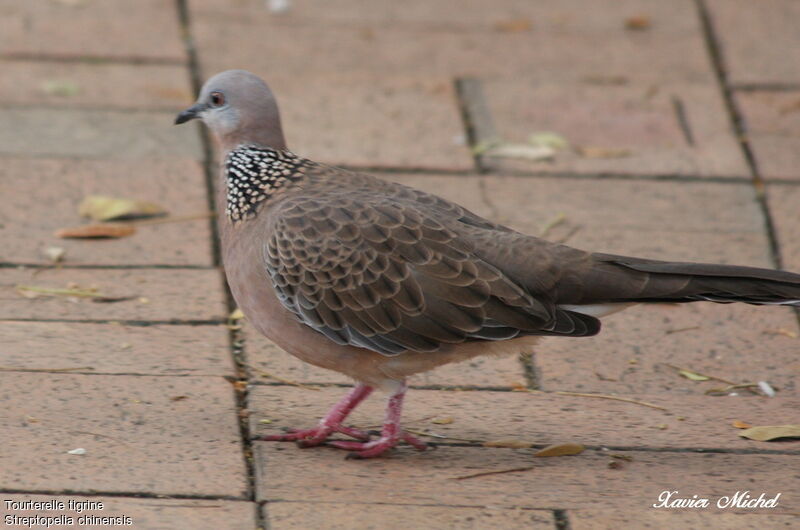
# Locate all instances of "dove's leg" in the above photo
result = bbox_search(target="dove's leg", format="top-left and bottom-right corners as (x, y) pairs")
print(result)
(327, 382), (429, 458)
(261, 383), (374, 445)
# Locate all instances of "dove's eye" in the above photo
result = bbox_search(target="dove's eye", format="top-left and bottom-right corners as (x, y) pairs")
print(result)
(209, 92), (225, 107)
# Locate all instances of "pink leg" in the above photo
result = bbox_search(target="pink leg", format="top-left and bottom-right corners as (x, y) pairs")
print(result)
(261, 383), (374, 446)
(327, 382), (429, 458)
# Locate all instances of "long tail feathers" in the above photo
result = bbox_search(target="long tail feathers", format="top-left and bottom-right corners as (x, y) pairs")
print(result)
(590, 253), (800, 307)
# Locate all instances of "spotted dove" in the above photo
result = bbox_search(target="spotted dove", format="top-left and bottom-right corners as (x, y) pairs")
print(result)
(176, 70), (800, 458)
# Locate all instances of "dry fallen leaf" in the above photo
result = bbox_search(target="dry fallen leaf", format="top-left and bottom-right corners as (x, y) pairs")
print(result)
(41, 80), (80, 97)
(483, 439), (534, 449)
(738, 425), (800, 441)
(478, 142), (556, 161)
(677, 369), (710, 381)
(529, 132), (569, 150)
(79, 195), (165, 222)
(431, 417), (454, 425)
(576, 146), (632, 159)
(43, 246), (66, 263)
(55, 224), (136, 239)
(170, 395), (188, 402)
(763, 328), (798, 339)
(625, 15), (651, 30)
(732, 420), (752, 429)
(534, 442), (585, 457)
(493, 18), (533, 33)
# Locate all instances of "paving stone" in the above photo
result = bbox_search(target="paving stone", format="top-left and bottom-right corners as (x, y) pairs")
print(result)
(707, 0), (800, 86)
(0, 157), (213, 266)
(261, 73), (471, 170)
(536, 303), (800, 396)
(0, 321), (233, 376)
(191, 0), (713, 83)
(769, 184), (800, 272)
(0, 373), (247, 497)
(1, 267), (226, 322)
(0, 109), (202, 159)
(735, 91), (800, 180)
(0, 61), (193, 110)
(568, 511), (799, 529)
(254, 442), (800, 509)
(264, 502), (554, 529)
(481, 80), (748, 177)
(0, 0), (185, 62)
(0, 495), (256, 530)
(243, 321), (527, 389)
(249, 386), (800, 451)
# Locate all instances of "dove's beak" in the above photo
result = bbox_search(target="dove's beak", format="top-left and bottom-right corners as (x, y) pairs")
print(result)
(174, 103), (205, 125)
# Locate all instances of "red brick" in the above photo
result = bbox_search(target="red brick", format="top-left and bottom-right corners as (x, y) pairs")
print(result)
(191, 0), (713, 83)
(769, 184), (800, 272)
(263, 74), (472, 170)
(0, 62), (193, 110)
(481, 81), (748, 177)
(1, 267), (226, 321)
(254, 442), (800, 509)
(0, 495), (256, 530)
(0, 321), (234, 376)
(264, 502), (554, 529)
(736, 91), (800, 180)
(569, 511), (799, 529)
(0, 109), (202, 160)
(0, 157), (213, 266)
(536, 303), (800, 396)
(707, 0), (800, 86)
(0, 373), (247, 496)
(249, 385), (800, 451)
(0, 0), (185, 62)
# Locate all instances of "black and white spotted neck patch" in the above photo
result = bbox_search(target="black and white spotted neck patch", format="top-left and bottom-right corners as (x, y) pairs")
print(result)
(224, 145), (310, 222)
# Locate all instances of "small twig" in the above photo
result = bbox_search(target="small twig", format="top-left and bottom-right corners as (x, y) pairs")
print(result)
(16, 285), (102, 298)
(127, 212), (214, 227)
(539, 213), (566, 239)
(247, 365), (320, 391)
(553, 225), (582, 244)
(404, 428), (480, 443)
(663, 363), (734, 385)
(664, 363), (761, 395)
(452, 466), (535, 481)
(705, 383), (762, 396)
(665, 326), (701, 335)
(554, 391), (668, 411)
(0, 366), (94, 373)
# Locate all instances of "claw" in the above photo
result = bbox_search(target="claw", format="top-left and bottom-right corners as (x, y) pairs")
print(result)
(261, 381), (427, 458)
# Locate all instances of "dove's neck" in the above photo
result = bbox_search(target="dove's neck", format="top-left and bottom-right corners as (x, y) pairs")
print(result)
(218, 145), (310, 225)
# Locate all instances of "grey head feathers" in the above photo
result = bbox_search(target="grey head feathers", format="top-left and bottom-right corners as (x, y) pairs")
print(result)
(175, 69), (287, 152)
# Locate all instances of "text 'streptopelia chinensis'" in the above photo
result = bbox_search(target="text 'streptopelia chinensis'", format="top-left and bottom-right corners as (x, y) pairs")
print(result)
(176, 70), (800, 458)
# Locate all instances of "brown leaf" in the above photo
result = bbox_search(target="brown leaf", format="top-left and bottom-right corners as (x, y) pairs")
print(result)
(170, 395), (188, 401)
(625, 15), (651, 30)
(55, 224), (136, 239)
(483, 439), (534, 449)
(738, 425), (800, 441)
(732, 420), (752, 429)
(534, 442), (585, 457)
(78, 195), (165, 222)
(493, 18), (533, 33)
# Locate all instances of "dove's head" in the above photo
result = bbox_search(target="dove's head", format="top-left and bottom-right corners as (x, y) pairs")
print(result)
(175, 69), (286, 151)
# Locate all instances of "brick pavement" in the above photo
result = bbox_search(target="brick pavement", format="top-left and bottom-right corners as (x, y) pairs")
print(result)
(0, 1), (798, 529)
